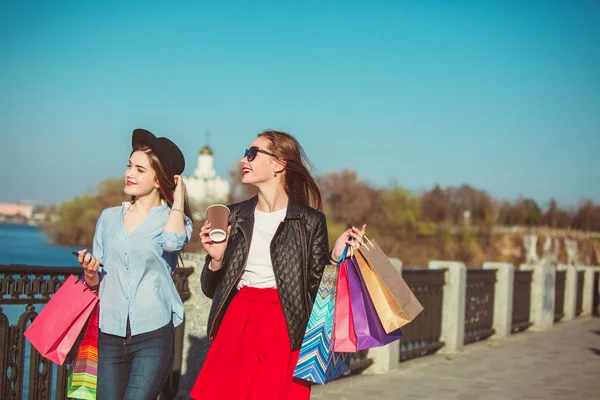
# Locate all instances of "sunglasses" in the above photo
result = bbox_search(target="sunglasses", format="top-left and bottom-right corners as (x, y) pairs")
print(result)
(244, 146), (278, 162)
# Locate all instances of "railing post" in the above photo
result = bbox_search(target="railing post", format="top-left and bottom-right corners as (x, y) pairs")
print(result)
(428, 261), (466, 354)
(557, 264), (577, 321)
(520, 264), (555, 331)
(594, 267), (600, 316)
(483, 262), (514, 338)
(363, 257), (402, 374)
(581, 266), (598, 316)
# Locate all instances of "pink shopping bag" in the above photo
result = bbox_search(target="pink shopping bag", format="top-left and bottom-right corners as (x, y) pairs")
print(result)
(333, 259), (357, 352)
(24, 275), (98, 365)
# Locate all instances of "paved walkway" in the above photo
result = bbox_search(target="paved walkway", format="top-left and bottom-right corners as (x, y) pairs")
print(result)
(312, 317), (600, 400)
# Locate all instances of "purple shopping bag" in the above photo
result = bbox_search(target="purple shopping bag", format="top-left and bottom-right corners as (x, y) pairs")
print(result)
(347, 256), (403, 350)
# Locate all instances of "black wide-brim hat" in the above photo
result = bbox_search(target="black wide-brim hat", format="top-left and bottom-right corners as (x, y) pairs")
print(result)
(132, 129), (185, 179)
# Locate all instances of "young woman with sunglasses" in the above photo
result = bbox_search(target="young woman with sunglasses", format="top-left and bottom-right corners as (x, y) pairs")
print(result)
(190, 130), (364, 399)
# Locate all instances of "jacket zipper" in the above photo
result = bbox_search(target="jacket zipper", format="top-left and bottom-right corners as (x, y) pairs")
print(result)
(208, 227), (249, 340)
(298, 222), (311, 316)
(271, 222), (286, 306)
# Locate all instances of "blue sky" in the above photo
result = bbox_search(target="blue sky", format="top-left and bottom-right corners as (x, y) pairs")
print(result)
(1, 0), (599, 208)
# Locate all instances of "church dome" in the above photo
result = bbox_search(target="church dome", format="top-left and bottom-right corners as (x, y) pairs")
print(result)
(200, 145), (213, 155)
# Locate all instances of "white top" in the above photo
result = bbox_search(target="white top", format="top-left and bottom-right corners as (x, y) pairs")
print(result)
(237, 208), (287, 290)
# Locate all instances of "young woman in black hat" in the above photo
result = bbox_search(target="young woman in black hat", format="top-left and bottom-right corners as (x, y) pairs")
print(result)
(76, 128), (194, 400)
(190, 130), (364, 399)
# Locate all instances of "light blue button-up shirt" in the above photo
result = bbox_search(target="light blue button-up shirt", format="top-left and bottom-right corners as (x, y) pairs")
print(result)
(91, 202), (193, 337)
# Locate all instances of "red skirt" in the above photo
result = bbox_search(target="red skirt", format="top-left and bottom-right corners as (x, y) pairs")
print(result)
(190, 287), (311, 400)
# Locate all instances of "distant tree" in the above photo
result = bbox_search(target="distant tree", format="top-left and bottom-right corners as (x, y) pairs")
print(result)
(572, 199), (600, 232)
(374, 186), (422, 240)
(499, 201), (517, 226)
(50, 195), (101, 246)
(520, 198), (542, 227)
(444, 185), (495, 227)
(49, 178), (128, 246)
(318, 169), (380, 228)
(421, 184), (453, 224)
(96, 178), (130, 209)
(497, 198), (542, 227)
(542, 198), (572, 229)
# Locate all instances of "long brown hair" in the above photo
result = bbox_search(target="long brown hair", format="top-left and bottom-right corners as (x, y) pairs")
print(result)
(131, 145), (194, 224)
(258, 130), (322, 211)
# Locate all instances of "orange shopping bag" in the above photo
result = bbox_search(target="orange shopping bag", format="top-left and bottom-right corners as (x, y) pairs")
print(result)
(355, 237), (423, 333)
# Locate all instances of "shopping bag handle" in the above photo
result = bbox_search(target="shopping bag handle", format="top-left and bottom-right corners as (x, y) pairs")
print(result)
(362, 235), (374, 248)
(73, 276), (88, 292)
(76, 275), (100, 295)
(336, 244), (350, 265)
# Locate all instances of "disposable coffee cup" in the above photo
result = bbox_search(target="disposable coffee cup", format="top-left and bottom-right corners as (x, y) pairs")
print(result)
(205, 204), (230, 242)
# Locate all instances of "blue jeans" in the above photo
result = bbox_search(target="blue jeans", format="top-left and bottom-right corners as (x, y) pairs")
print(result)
(97, 321), (174, 400)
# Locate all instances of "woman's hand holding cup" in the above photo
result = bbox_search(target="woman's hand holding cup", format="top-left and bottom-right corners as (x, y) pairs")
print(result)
(200, 204), (231, 271)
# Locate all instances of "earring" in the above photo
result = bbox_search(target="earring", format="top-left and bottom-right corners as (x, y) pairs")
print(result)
(274, 172), (277, 178)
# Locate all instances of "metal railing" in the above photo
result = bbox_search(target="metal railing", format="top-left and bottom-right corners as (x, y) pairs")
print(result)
(464, 269), (496, 344)
(554, 270), (566, 322)
(0, 264), (193, 400)
(575, 270), (584, 317)
(512, 270), (533, 333)
(594, 271), (600, 316)
(399, 269), (445, 361)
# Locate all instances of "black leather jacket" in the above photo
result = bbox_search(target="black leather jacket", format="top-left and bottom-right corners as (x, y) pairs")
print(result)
(201, 196), (329, 349)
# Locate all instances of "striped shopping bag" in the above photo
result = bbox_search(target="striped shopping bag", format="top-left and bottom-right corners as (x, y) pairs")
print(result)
(67, 303), (99, 399)
(293, 248), (351, 384)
